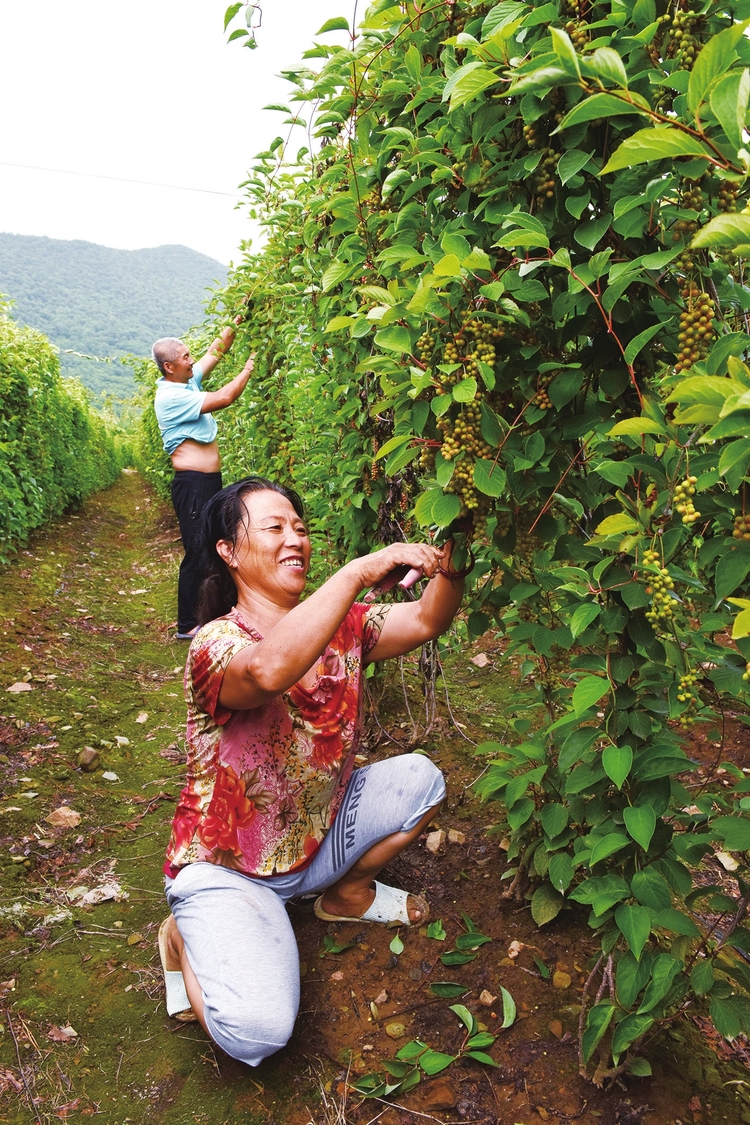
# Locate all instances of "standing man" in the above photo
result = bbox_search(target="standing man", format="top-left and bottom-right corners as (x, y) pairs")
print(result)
(152, 320), (253, 639)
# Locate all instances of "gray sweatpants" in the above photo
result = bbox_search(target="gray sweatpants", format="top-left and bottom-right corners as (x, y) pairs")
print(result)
(165, 754), (445, 1066)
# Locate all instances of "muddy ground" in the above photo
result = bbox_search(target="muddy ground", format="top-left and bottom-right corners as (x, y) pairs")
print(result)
(1, 471), (750, 1125)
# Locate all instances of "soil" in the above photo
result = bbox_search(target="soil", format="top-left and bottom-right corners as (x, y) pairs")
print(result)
(1, 470), (750, 1125)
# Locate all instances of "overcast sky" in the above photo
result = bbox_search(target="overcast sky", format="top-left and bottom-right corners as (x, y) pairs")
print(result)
(0, 1), (350, 266)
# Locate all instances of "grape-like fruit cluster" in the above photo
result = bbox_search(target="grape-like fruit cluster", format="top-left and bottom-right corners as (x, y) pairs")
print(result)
(681, 178), (704, 210)
(533, 148), (559, 205)
(417, 329), (436, 364)
(671, 216), (698, 243)
(564, 18), (589, 49)
(717, 181), (739, 213)
(438, 404), (492, 461)
(677, 670), (699, 728)
(742, 662), (750, 684)
(675, 287), (715, 373)
(659, 8), (703, 71)
(733, 513), (750, 541)
(643, 549), (676, 629)
(533, 372), (554, 410)
(674, 476), (700, 525)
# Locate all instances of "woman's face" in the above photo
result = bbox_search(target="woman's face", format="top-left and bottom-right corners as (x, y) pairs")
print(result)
(221, 490), (311, 605)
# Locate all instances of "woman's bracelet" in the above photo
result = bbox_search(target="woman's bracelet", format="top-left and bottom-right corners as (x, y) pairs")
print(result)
(437, 550), (475, 580)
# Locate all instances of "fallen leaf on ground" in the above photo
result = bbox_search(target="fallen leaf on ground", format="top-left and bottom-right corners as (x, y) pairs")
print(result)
(470, 652), (491, 668)
(46, 807), (81, 829)
(553, 971), (572, 990)
(425, 829), (445, 854)
(54, 1099), (82, 1118)
(716, 850), (740, 872)
(385, 1021), (406, 1039)
(79, 881), (129, 906)
(6, 682), (32, 693)
(0, 1069), (23, 1093)
(548, 1019), (563, 1039)
(127, 933), (144, 946)
(135, 711), (148, 723)
(47, 1025), (78, 1042)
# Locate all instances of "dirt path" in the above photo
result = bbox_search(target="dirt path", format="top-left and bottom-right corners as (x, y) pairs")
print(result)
(1, 471), (750, 1125)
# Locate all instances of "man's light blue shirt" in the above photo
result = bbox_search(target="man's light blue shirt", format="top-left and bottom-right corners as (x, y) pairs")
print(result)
(154, 363), (218, 455)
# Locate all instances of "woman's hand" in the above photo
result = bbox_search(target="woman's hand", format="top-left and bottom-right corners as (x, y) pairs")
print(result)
(346, 542), (445, 593)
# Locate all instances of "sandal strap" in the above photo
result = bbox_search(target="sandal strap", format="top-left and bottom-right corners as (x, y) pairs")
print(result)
(360, 881), (413, 925)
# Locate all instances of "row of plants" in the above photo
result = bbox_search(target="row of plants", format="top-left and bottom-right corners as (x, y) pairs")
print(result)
(134, 0), (750, 1082)
(0, 303), (131, 560)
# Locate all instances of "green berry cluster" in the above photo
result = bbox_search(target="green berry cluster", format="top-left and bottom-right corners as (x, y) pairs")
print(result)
(417, 329), (436, 364)
(733, 513), (750, 542)
(716, 181), (738, 213)
(564, 18), (589, 49)
(677, 671), (699, 728)
(674, 475), (700, 525)
(643, 549), (676, 629)
(534, 371), (554, 410)
(742, 662), (750, 684)
(659, 8), (703, 71)
(675, 286), (715, 373)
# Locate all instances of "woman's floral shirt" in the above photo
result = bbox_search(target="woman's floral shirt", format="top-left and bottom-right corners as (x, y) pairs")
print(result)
(164, 602), (388, 878)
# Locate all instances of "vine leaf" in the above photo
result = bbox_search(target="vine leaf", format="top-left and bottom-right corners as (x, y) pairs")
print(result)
(600, 127), (713, 174)
(572, 674), (610, 715)
(623, 805), (656, 851)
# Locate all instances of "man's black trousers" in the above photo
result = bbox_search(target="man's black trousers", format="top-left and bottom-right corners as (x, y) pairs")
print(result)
(171, 470), (223, 634)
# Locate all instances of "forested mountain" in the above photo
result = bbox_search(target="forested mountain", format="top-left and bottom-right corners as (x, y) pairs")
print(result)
(0, 233), (226, 400)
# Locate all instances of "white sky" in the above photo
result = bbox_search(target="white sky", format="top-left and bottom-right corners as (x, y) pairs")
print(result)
(0, 1), (350, 266)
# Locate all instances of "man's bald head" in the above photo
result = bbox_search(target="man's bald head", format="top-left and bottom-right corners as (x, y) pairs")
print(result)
(152, 337), (184, 375)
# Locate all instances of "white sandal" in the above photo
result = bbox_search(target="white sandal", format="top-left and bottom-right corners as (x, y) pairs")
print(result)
(158, 917), (198, 1022)
(313, 880), (429, 926)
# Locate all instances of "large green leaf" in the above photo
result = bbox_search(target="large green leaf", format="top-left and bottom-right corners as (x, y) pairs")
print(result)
(601, 127), (713, 174)
(686, 19), (750, 114)
(711, 815), (750, 851)
(615, 904), (652, 960)
(559, 92), (650, 131)
(623, 805), (656, 851)
(572, 674), (610, 715)
(531, 883), (564, 925)
(582, 1002), (616, 1064)
(602, 744), (633, 789)
(375, 325), (413, 354)
(710, 68), (750, 150)
(443, 62), (499, 109)
(473, 459), (506, 497)
(611, 1012), (654, 1057)
(692, 213), (750, 250)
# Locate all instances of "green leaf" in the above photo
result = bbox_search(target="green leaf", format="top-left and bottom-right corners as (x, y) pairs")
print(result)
(449, 1003), (476, 1035)
(374, 434), (411, 462)
(464, 1049), (500, 1067)
(550, 27), (581, 77)
(432, 492), (462, 528)
(616, 905), (652, 961)
(686, 19), (750, 115)
(224, 2), (242, 30)
(692, 213), (750, 250)
(638, 953), (681, 1013)
(733, 608), (750, 640)
(453, 376), (478, 402)
(601, 127), (713, 175)
(375, 325), (413, 354)
(419, 1050), (456, 1075)
(557, 149), (593, 185)
(500, 986), (516, 1029)
(473, 458), (506, 498)
(430, 981), (468, 998)
(440, 949), (478, 966)
(617, 951), (651, 1009)
(572, 674), (610, 715)
(549, 852), (574, 893)
(719, 439), (750, 491)
(594, 513), (639, 536)
(608, 417), (666, 436)
(716, 551), (750, 601)
(590, 832), (631, 866)
(455, 932), (493, 951)
(317, 16), (350, 33)
(443, 62), (499, 110)
(427, 920), (447, 941)
(628, 1057), (652, 1077)
(611, 1012), (654, 1057)
(321, 260), (357, 291)
(602, 744), (633, 789)
(541, 802), (569, 839)
(325, 315), (355, 332)
(441, 232), (471, 261)
(631, 869), (671, 912)
(691, 960), (715, 997)
(624, 323), (666, 367)
(654, 908), (700, 937)
(711, 815), (750, 851)
(434, 253), (463, 278)
(582, 1002), (616, 1064)
(585, 47), (629, 88)
(710, 995), (744, 1040)
(531, 883), (564, 925)
(467, 1032), (497, 1049)
(623, 805), (656, 851)
(390, 933), (405, 955)
(710, 69), (750, 151)
(559, 92), (650, 131)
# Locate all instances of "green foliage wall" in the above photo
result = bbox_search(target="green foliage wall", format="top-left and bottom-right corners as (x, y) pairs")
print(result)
(136, 0), (750, 1075)
(0, 308), (129, 559)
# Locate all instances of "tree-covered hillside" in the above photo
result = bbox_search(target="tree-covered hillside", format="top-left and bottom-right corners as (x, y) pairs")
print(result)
(0, 233), (226, 400)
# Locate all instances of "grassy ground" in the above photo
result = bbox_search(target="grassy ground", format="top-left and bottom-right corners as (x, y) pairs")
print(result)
(2, 471), (750, 1125)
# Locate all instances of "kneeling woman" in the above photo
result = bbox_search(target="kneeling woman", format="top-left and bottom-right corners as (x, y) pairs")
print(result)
(159, 476), (465, 1066)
